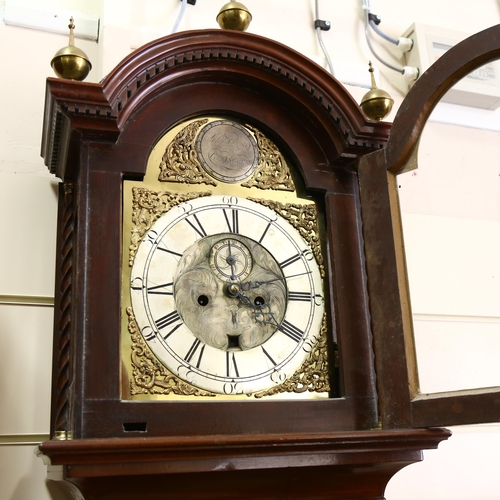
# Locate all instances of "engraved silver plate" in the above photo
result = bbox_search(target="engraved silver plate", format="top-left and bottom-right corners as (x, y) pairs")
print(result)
(195, 120), (259, 183)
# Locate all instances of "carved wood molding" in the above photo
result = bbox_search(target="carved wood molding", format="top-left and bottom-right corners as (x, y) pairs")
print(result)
(38, 428), (452, 475)
(42, 30), (391, 180)
(101, 31), (389, 150)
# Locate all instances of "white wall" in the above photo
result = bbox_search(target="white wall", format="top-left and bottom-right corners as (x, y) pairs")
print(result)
(1, 1), (499, 499)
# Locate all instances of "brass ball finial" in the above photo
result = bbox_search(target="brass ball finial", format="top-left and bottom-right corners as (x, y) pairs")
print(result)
(51, 17), (92, 81)
(216, 2), (252, 31)
(360, 62), (394, 121)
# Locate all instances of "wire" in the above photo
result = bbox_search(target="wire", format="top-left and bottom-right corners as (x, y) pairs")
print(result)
(315, 0), (335, 76)
(362, 0), (404, 74)
(172, 0), (187, 33)
(369, 17), (399, 45)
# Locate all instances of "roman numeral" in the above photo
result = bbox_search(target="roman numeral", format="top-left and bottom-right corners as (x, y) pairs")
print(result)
(156, 246), (183, 258)
(147, 282), (174, 295)
(261, 346), (277, 366)
(185, 214), (207, 238)
(279, 253), (301, 269)
(258, 221), (272, 243)
(223, 208), (239, 234)
(288, 291), (312, 302)
(185, 338), (205, 367)
(226, 352), (240, 378)
(155, 311), (182, 340)
(278, 320), (304, 343)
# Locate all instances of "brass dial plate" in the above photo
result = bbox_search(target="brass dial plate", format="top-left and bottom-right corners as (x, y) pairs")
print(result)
(121, 116), (330, 401)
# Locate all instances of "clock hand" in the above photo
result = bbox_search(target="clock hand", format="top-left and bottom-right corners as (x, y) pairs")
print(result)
(240, 270), (312, 291)
(227, 284), (280, 327)
(226, 239), (238, 280)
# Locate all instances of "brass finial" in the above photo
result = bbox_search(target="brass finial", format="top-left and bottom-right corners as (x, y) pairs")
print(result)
(360, 62), (394, 121)
(216, 2), (252, 31)
(51, 17), (92, 81)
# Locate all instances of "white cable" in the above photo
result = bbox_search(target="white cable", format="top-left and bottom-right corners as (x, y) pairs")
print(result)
(315, 0), (335, 76)
(369, 17), (414, 53)
(362, 0), (405, 74)
(369, 18), (399, 45)
(172, 0), (187, 34)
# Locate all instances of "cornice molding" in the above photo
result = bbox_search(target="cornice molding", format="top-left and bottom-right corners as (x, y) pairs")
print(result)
(42, 30), (391, 180)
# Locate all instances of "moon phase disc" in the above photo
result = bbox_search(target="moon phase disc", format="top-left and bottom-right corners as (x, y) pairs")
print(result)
(196, 120), (259, 183)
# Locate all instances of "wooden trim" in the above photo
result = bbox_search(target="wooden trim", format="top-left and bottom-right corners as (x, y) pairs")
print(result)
(412, 388), (500, 427)
(357, 151), (414, 428)
(39, 428), (451, 476)
(367, 24), (500, 428)
(42, 30), (390, 184)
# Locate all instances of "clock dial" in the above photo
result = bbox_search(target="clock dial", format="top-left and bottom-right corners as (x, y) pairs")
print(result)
(209, 237), (253, 283)
(130, 195), (324, 395)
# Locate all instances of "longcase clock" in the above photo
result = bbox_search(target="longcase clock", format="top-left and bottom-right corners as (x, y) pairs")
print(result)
(37, 26), (500, 500)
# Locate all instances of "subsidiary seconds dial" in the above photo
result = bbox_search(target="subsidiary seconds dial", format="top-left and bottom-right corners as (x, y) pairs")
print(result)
(130, 195), (324, 395)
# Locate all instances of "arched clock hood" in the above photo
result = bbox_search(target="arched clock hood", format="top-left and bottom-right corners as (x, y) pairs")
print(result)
(42, 29), (390, 183)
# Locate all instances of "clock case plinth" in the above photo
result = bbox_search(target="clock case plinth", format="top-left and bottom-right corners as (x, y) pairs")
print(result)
(39, 429), (450, 500)
(39, 26), (500, 499)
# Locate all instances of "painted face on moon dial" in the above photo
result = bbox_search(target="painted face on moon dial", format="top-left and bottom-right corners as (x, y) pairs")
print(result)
(130, 195), (324, 395)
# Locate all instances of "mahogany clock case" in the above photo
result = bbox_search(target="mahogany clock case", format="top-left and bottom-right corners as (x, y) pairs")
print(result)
(38, 24), (500, 500)
(42, 29), (392, 441)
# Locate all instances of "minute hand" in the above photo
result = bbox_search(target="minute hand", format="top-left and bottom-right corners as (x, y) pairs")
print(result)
(240, 271), (312, 290)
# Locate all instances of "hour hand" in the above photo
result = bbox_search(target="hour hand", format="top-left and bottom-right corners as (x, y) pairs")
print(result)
(226, 239), (237, 280)
(227, 284), (279, 327)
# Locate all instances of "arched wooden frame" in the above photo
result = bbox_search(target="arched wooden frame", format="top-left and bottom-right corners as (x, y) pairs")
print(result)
(359, 24), (500, 429)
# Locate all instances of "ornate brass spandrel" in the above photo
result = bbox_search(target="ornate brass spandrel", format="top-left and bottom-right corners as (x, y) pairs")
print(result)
(127, 307), (216, 397)
(248, 198), (325, 277)
(129, 188), (212, 266)
(158, 119), (217, 185)
(128, 302), (328, 398)
(242, 126), (295, 191)
(254, 313), (330, 398)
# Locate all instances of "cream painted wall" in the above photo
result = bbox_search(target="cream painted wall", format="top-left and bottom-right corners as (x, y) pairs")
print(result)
(1, 1), (499, 499)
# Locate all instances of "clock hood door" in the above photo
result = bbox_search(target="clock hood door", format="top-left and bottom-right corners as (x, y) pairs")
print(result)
(359, 24), (500, 429)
